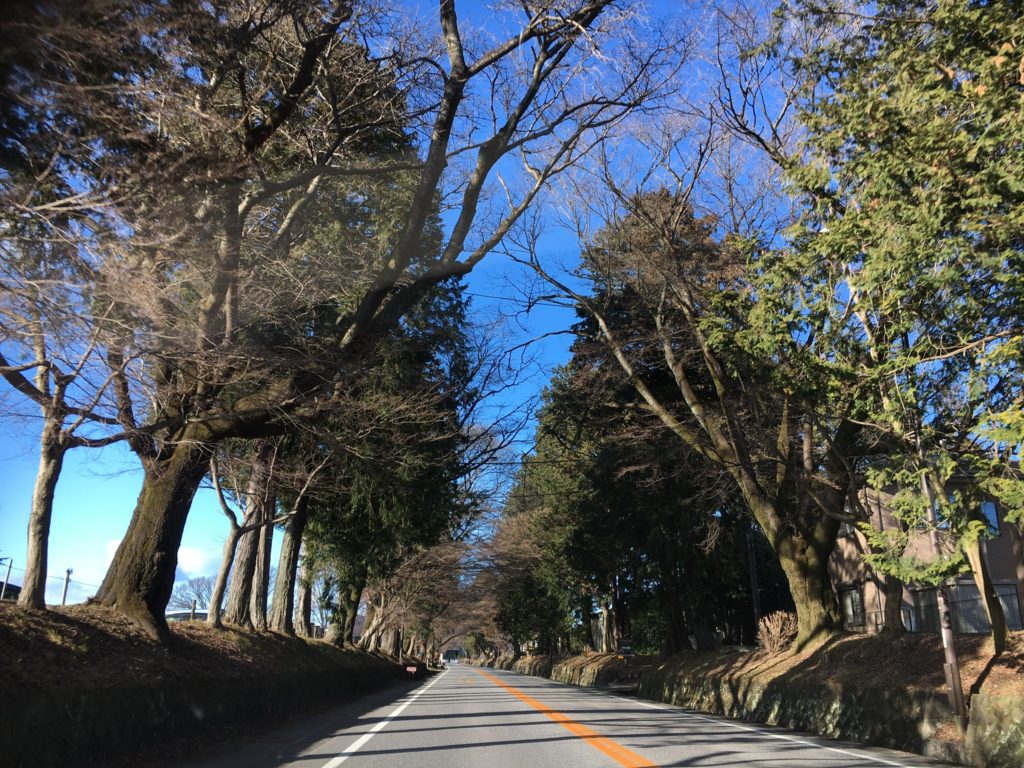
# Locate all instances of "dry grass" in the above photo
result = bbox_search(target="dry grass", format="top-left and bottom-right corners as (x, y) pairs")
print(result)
(650, 630), (1024, 701)
(0, 602), (399, 695)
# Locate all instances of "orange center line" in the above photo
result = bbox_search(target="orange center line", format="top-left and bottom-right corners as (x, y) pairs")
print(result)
(474, 668), (656, 768)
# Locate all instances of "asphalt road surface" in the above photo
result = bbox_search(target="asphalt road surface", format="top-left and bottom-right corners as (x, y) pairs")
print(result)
(175, 665), (958, 768)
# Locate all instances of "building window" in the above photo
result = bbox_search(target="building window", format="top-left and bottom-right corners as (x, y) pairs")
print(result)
(839, 586), (865, 628)
(980, 501), (1000, 536)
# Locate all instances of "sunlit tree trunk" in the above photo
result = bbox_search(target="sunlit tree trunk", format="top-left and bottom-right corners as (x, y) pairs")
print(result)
(295, 556), (313, 637)
(207, 525), (241, 629)
(880, 574), (906, 634)
(249, 501), (275, 631)
(964, 540), (1007, 655)
(268, 496), (309, 635)
(19, 417), (68, 609)
(224, 441), (275, 628)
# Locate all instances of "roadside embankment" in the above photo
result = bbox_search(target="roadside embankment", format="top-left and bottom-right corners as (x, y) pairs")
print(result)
(474, 632), (1024, 768)
(0, 603), (409, 768)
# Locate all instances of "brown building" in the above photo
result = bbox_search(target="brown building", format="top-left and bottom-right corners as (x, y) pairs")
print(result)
(828, 485), (1024, 634)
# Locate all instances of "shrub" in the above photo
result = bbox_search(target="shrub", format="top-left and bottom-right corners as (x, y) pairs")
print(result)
(757, 611), (797, 654)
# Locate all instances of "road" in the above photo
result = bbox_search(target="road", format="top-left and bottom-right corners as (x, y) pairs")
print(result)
(175, 665), (957, 768)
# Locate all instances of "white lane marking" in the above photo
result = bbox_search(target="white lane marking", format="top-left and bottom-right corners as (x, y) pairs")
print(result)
(321, 671), (448, 767)
(608, 693), (909, 767)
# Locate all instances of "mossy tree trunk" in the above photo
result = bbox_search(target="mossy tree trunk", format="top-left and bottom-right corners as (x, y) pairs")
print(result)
(770, 516), (841, 649)
(95, 432), (211, 640)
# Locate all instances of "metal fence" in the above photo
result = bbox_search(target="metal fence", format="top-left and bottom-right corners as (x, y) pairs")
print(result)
(903, 583), (1024, 634)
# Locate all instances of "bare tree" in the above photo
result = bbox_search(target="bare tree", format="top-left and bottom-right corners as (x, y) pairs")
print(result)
(168, 576), (216, 611)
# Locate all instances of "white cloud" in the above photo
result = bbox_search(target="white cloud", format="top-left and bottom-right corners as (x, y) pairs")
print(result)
(177, 546), (214, 579)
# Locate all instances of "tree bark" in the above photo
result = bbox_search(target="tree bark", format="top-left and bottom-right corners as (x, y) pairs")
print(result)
(580, 595), (596, 651)
(19, 418), (67, 609)
(773, 523), (841, 649)
(338, 566), (366, 645)
(663, 589), (691, 654)
(964, 539), (1007, 655)
(224, 520), (259, 626)
(880, 573), (906, 634)
(268, 495), (310, 635)
(207, 526), (241, 628)
(295, 556), (313, 637)
(224, 441), (275, 628)
(95, 433), (211, 640)
(249, 500), (275, 632)
(611, 578), (625, 650)
(361, 592), (391, 652)
(599, 604), (613, 652)
(1012, 525), (1024, 624)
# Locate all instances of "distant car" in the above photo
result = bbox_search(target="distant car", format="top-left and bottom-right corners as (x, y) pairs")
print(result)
(165, 610), (207, 622)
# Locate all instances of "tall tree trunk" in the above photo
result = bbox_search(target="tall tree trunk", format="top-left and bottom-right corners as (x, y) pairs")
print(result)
(224, 441), (275, 628)
(964, 539), (1007, 655)
(774, 524), (839, 651)
(580, 595), (596, 651)
(880, 574), (906, 634)
(96, 433), (210, 640)
(19, 418), (67, 609)
(224, 517), (259, 627)
(663, 585), (691, 654)
(295, 556), (313, 637)
(268, 496), (309, 635)
(338, 566), (367, 645)
(754, 513), (843, 648)
(1012, 526), (1024, 623)
(611, 578), (625, 650)
(207, 526), (241, 628)
(360, 593), (389, 651)
(599, 604), (613, 652)
(249, 499), (275, 632)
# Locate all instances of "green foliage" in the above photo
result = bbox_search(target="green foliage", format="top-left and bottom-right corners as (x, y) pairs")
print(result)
(782, 0), (1024, 577)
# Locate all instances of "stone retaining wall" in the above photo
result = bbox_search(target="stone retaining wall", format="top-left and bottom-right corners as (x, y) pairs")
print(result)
(966, 691), (1024, 768)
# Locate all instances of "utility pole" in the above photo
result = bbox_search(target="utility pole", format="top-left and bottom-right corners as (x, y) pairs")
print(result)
(921, 473), (967, 731)
(0, 558), (11, 601)
(61, 568), (73, 606)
